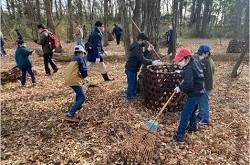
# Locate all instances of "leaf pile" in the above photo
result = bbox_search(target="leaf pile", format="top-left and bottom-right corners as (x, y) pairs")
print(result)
(1, 39), (249, 164)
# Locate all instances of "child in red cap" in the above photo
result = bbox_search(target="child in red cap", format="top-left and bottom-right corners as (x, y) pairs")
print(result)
(172, 48), (206, 144)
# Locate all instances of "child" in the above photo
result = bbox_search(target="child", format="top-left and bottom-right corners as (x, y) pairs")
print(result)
(15, 40), (36, 87)
(172, 48), (206, 143)
(196, 44), (215, 126)
(64, 45), (88, 123)
(125, 32), (162, 100)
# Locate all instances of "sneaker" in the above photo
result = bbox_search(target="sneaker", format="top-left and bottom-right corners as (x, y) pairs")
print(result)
(64, 115), (80, 123)
(53, 68), (59, 73)
(32, 83), (37, 87)
(198, 121), (209, 126)
(186, 125), (199, 133)
(173, 134), (184, 144)
(45, 73), (51, 76)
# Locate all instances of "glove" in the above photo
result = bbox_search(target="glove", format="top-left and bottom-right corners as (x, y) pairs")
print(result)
(83, 78), (89, 84)
(152, 60), (162, 66)
(95, 58), (100, 64)
(174, 70), (182, 74)
(147, 44), (154, 51)
(174, 86), (181, 93)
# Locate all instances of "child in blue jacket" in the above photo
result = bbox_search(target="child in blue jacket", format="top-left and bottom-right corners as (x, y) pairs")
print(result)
(15, 40), (36, 87)
(64, 45), (88, 123)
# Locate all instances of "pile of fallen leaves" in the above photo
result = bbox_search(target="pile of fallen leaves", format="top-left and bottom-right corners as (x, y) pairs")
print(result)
(1, 39), (249, 164)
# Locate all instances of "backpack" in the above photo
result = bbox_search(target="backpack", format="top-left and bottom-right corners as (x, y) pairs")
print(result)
(47, 32), (60, 50)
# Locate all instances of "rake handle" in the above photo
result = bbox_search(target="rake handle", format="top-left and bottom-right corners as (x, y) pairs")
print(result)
(154, 80), (184, 120)
(130, 18), (162, 60)
(154, 91), (176, 120)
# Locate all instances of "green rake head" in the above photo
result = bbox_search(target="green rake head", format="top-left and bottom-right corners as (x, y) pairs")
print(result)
(145, 120), (159, 133)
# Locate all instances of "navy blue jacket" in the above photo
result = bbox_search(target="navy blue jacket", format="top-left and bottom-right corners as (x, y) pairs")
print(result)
(87, 27), (104, 62)
(125, 42), (152, 73)
(179, 58), (206, 97)
(112, 25), (122, 36)
(166, 29), (173, 45)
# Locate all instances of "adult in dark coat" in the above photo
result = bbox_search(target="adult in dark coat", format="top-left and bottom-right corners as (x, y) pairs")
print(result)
(112, 24), (122, 45)
(125, 33), (162, 100)
(87, 21), (113, 81)
(166, 25), (173, 55)
(34, 23), (58, 75)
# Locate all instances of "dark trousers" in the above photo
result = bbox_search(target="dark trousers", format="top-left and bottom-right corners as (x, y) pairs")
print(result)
(115, 34), (121, 45)
(167, 44), (173, 55)
(43, 52), (58, 74)
(21, 68), (36, 85)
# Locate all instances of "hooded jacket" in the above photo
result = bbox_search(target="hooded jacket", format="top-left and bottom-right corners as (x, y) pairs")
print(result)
(179, 58), (206, 97)
(125, 42), (152, 73)
(38, 29), (53, 54)
(15, 46), (33, 69)
(65, 53), (88, 86)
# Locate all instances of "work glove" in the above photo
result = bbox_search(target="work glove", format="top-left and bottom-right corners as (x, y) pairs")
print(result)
(174, 86), (181, 93)
(174, 70), (183, 74)
(95, 58), (100, 64)
(147, 44), (154, 51)
(83, 78), (89, 84)
(152, 60), (162, 66)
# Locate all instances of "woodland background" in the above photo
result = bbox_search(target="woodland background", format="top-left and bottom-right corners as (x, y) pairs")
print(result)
(1, 0), (249, 164)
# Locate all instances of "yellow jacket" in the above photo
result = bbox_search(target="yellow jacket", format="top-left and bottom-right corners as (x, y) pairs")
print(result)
(65, 54), (88, 86)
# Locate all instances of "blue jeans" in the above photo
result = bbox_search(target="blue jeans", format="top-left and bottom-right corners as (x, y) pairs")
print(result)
(68, 86), (86, 116)
(197, 91), (211, 124)
(125, 69), (137, 100)
(21, 68), (36, 85)
(76, 38), (84, 48)
(176, 95), (203, 138)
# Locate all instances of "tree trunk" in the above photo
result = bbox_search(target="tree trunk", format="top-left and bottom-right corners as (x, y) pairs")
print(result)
(36, 0), (41, 22)
(76, 0), (83, 25)
(143, 0), (161, 54)
(189, 0), (196, 27)
(132, 0), (141, 41)
(117, 0), (131, 56)
(171, 0), (178, 61)
(201, 0), (212, 38)
(232, 0), (244, 40)
(58, 0), (63, 17)
(103, 0), (109, 47)
(231, 38), (249, 78)
(43, 0), (55, 33)
(178, 0), (183, 25)
(67, 0), (74, 41)
(195, 0), (202, 37)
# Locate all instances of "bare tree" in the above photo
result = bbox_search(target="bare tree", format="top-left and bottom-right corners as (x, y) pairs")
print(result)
(43, 0), (55, 33)
(117, 0), (131, 56)
(67, 0), (74, 41)
(103, 0), (109, 46)
(132, 0), (141, 41)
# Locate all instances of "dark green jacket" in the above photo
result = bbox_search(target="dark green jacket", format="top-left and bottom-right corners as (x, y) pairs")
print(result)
(38, 29), (53, 53)
(202, 57), (215, 91)
(15, 46), (33, 69)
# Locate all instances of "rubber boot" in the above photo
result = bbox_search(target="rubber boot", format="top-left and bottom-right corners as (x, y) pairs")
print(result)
(102, 73), (113, 81)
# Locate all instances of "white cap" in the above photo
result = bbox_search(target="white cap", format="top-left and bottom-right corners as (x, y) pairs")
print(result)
(74, 45), (86, 53)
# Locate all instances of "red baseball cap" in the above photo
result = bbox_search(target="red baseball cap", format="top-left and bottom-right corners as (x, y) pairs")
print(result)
(174, 48), (192, 62)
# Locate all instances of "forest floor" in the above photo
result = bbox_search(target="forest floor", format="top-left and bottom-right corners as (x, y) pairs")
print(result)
(1, 38), (249, 164)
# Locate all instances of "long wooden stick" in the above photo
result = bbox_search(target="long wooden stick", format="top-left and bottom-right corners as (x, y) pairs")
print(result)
(130, 18), (162, 59)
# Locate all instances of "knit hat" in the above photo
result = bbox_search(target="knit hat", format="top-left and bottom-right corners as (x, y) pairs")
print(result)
(197, 44), (211, 56)
(16, 40), (25, 45)
(95, 21), (103, 27)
